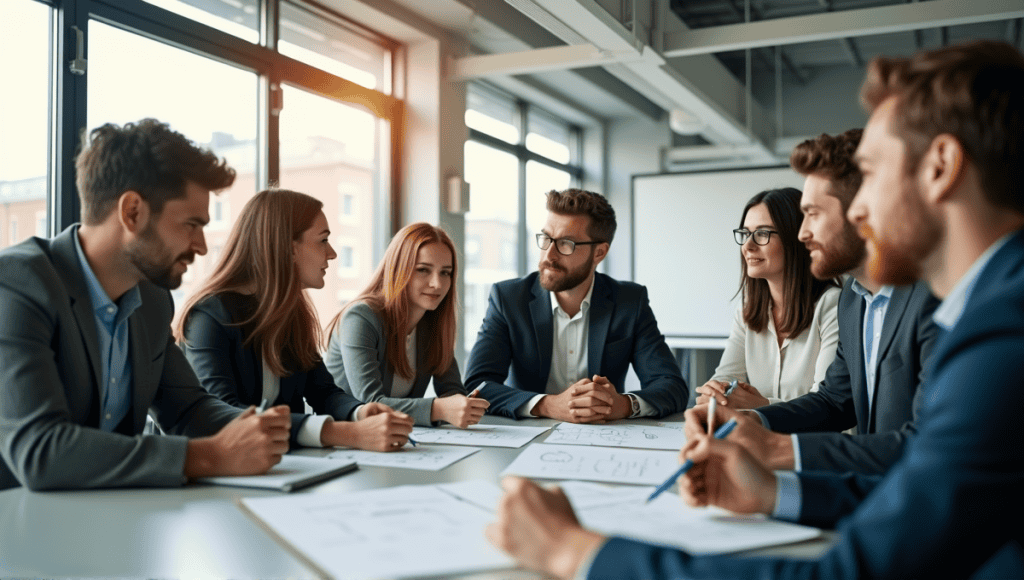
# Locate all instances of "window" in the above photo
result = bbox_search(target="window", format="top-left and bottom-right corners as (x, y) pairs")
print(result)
(279, 85), (383, 320)
(35, 211), (47, 237)
(462, 83), (582, 358)
(88, 20), (259, 312)
(1, 0), (49, 250)
(142, 0), (259, 43)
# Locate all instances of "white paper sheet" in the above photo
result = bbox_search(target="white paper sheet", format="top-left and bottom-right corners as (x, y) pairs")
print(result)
(501, 443), (680, 485)
(559, 481), (821, 555)
(435, 479), (505, 512)
(409, 424), (549, 448)
(240, 485), (514, 579)
(327, 444), (480, 471)
(546, 423), (687, 450)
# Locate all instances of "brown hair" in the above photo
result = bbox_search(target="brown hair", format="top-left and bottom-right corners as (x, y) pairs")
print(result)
(860, 40), (1024, 213)
(75, 118), (235, 224)
(328, 223), (458, 380)
(176, 189), (325, 377)
(790, 129), (864, 210)
(739, 188), (838, 335)
(546, 188), (617, 243)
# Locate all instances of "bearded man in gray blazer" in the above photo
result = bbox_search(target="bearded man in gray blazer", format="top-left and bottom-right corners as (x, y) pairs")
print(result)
(0, 119), (291, 491)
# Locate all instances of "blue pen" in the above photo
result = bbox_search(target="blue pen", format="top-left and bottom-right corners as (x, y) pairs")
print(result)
(645, 418), (739, 504)
(724, 380), (739, 397)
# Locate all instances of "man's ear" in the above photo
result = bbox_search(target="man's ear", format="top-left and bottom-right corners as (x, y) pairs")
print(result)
(920, 134), (968, 205)
(592, 242), (609, 268)
(118, 190), (149, 234)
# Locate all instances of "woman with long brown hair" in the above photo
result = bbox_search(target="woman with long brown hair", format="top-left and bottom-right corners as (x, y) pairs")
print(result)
(325, 222), (489, 427)
(696, 187), (841, 409)
(176, 189), (414, 451)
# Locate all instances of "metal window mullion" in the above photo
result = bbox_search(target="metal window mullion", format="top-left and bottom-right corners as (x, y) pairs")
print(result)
(516, 100), (529, 277)
(51, 0), (88, 233)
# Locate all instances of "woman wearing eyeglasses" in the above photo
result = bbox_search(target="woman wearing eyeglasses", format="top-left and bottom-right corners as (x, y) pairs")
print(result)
(324, 223), (489, 427)
(696, 187), (841, 409)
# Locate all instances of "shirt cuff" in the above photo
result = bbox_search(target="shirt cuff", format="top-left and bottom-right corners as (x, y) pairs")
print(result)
(752, 409), (770, 428)
(349, 405), (365, 421)
(516, 394), (546, 418)
(791, 434), (803, 472)
(771, 470), (802, 521)
(297, 415), (333, 447)
(627, 393), (657, 418)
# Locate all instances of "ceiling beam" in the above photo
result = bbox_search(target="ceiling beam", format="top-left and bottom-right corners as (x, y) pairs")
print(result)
(450, 44), (646, 80)
(664, 0), (1024, 57)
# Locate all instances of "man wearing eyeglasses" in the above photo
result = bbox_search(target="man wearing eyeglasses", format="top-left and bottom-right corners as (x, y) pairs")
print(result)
(464, 188), (688, 422)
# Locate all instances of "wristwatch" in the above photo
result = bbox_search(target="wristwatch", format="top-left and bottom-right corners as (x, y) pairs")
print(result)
(626, 393), (641, 418)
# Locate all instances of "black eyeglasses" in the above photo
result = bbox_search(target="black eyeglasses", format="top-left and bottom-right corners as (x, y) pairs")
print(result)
(536, 233), (605, 256)
(733, 228), (778, 246)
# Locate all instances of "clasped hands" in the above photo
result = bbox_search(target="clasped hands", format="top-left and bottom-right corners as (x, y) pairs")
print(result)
(534, 375), (631, 423)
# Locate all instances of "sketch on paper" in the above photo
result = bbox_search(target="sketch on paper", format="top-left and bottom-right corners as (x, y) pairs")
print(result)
(241, 485), (513, 579)
(327, 444), (480, 471)
(546, 423), (686, 450)
(409, 424), (549, 448)
(501, 443), (680, 485)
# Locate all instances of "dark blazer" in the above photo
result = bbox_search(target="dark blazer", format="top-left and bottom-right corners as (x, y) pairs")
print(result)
(463, 272), (688, 418)
(0, 226), (239, 491)
(324, 301), (466, 427)
(182, 293), (362, 445)
(756, 279), (941, 473)
(581, 230), (1024, 580)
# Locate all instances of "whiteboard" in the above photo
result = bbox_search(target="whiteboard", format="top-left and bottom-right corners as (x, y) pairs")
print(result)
(632, 166), (805, 338)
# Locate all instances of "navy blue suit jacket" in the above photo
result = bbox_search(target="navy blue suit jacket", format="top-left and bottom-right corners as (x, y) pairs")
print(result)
(584, 231), (1024, 580)
(463, 272), (688, 418)
(757, 279), (941, 473)
(182, 293), (362, 446)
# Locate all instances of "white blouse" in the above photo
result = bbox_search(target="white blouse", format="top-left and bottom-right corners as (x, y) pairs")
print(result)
(711, 286), (841, 404)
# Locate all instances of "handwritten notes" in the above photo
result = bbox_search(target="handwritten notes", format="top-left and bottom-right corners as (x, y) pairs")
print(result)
(328, 444), (480, 471)
(547, 423), (687, 450)
(501, 443), (680, 485)
(409, 424), (550, 448)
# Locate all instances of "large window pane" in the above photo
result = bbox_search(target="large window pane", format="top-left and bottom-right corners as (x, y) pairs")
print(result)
(143, 0), (259, 43)
(0, 0), (50, 249)
(466, 85), (519, 144)
(463, 141), (519, 357)
(280, 1), (389, 93)
(88, 21), (258, 313)
(279, 84), (382, 328)
(526, 109), (572, 164)
(525, 161), (571, 269)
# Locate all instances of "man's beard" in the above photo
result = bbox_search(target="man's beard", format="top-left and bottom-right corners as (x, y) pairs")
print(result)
(859, 186), (942, 286)
(539, 251), (594, 292)
(126, 223), (194, 290)
(807, 221), (867, 279)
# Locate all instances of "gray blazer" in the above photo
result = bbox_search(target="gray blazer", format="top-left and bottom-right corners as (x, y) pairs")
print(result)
(0, 226), (240, 490)
(325, 302), (466, 426)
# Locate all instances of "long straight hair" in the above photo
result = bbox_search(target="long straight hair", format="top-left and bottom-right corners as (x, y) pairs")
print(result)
(738, 188), (838, 336)
(175, 189), (325, 376)
(327, 223), (458, 380)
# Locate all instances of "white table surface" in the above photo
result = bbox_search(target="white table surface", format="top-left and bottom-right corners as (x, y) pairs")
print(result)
(0, 413), (835, 579)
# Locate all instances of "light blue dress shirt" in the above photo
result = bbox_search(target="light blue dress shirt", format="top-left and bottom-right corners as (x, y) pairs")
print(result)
(74, 230), (141, 432)
(773, 233), (1014, 522)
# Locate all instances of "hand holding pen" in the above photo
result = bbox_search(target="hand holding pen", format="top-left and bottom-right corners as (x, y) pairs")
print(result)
(647, 418), (739, 503)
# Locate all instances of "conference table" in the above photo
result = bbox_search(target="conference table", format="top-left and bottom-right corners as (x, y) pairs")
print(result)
(0, 413), (836, 579)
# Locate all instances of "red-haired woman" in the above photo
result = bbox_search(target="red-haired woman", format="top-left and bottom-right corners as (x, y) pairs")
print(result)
(325, 222), (489, 427)
(177, 189), (413, 452)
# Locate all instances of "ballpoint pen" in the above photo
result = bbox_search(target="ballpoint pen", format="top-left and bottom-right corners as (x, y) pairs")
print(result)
(256, 398), (270, 414)
(724, 380), (739, 397)
(646, 418), (739, 504)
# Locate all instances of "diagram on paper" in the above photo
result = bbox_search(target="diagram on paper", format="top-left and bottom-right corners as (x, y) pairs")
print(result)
(547, 423), (686, 450)
(241, 485), (514, 579)
(501, 443), (680, 485)
(327, 444), (480, 471)
(409, 424), (549, 448)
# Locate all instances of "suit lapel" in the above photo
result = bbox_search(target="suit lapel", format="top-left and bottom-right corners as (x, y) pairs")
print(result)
(529, 278), (553, 384)
(838, 282), (869, 430)
(50, 228), (105, 401)
(866, 285), (911, 431)
(587, 275), (612, 376)
(128, 312), (150, 433)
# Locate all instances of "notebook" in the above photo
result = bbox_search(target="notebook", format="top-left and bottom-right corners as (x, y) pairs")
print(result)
(195, 454), (357, 492)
